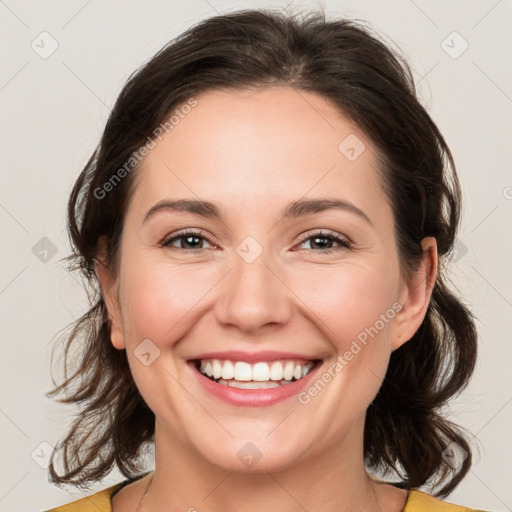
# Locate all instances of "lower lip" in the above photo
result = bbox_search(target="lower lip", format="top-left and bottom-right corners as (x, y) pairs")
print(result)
(188, 361), (322, 407)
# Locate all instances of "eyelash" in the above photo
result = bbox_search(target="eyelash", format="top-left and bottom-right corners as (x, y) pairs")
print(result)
(161, 229), (352, 254)
(296, 230), (352, 253)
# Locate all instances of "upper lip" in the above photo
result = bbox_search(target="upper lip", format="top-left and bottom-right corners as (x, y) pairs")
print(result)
(188, 350), (322, 363)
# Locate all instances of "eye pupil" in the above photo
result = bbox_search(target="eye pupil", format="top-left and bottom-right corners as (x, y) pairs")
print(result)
(311, 236), (331, 249)
(184, 235), (201, 248)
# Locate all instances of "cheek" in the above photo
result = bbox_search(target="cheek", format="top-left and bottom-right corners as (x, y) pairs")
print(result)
(289, 265), (399, 428)
(119, 256), (217, 344)
(287, 260), (399, 350)
(117, 258), (219, 418)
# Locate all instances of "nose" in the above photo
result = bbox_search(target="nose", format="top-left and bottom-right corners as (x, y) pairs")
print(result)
(214, 248), (292, 334)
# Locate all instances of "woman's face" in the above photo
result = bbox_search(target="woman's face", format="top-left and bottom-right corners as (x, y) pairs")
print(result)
(99, 86), (435, 472)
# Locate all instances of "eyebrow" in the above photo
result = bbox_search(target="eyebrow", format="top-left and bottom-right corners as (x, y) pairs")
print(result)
(143, 198), (372, 226)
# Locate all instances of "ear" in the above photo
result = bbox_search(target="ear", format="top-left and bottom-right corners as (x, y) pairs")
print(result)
(94, 237), (126, 350)
(391, 236), (438, 351)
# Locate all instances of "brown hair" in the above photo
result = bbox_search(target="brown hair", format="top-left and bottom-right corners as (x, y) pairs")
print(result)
(47, 8), (478, 497)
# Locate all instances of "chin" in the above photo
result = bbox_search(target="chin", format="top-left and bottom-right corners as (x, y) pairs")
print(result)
(189, 431), (311, 474)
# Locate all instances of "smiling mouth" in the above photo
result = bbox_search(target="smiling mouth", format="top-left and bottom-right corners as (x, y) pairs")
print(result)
(191, 358), (322, 389)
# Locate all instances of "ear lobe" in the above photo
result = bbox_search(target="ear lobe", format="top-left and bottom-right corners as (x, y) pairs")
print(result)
(94, 242), (126, 350)
(391, 237), (438, 351)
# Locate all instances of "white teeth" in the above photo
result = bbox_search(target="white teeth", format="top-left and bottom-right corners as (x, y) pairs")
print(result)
(269, 361), (283, 380)
(221, 360), (234, 380)
(252, 362), (270, 381)
(283, 361), (295, 380)
(198, 358), (316, 384)
(234, 361), (252, 381)
(212, 360), (223, 379)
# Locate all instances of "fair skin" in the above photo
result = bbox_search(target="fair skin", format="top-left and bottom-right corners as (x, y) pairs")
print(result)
(97, 86), (437, 511)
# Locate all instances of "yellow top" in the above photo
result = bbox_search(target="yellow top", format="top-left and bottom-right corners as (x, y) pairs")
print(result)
(44, 477), (490, 512)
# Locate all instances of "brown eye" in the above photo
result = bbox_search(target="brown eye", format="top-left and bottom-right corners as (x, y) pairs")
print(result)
(161, 229), (216, 252)
(295, 230), (352, 253)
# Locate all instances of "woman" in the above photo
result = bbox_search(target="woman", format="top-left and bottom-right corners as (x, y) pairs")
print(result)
(44, 8), (490, 512)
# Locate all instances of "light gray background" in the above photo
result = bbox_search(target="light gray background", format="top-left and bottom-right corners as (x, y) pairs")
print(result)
(0, 1), (511, 511)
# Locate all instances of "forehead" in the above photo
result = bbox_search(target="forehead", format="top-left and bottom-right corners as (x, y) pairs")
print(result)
(127, 86), (389, 227)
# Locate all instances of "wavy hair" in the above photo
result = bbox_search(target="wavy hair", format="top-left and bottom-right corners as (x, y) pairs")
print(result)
(47, 8), (478, 497)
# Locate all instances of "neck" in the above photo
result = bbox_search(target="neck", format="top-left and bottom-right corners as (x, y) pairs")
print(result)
(143, 415), (386, 512)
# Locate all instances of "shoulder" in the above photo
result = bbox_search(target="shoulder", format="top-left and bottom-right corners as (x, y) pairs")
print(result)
(42, 482), (122, 511)
(405, 489), (492, 512)
(43, 471), (153, 512)
(43, 471), (152, 511)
